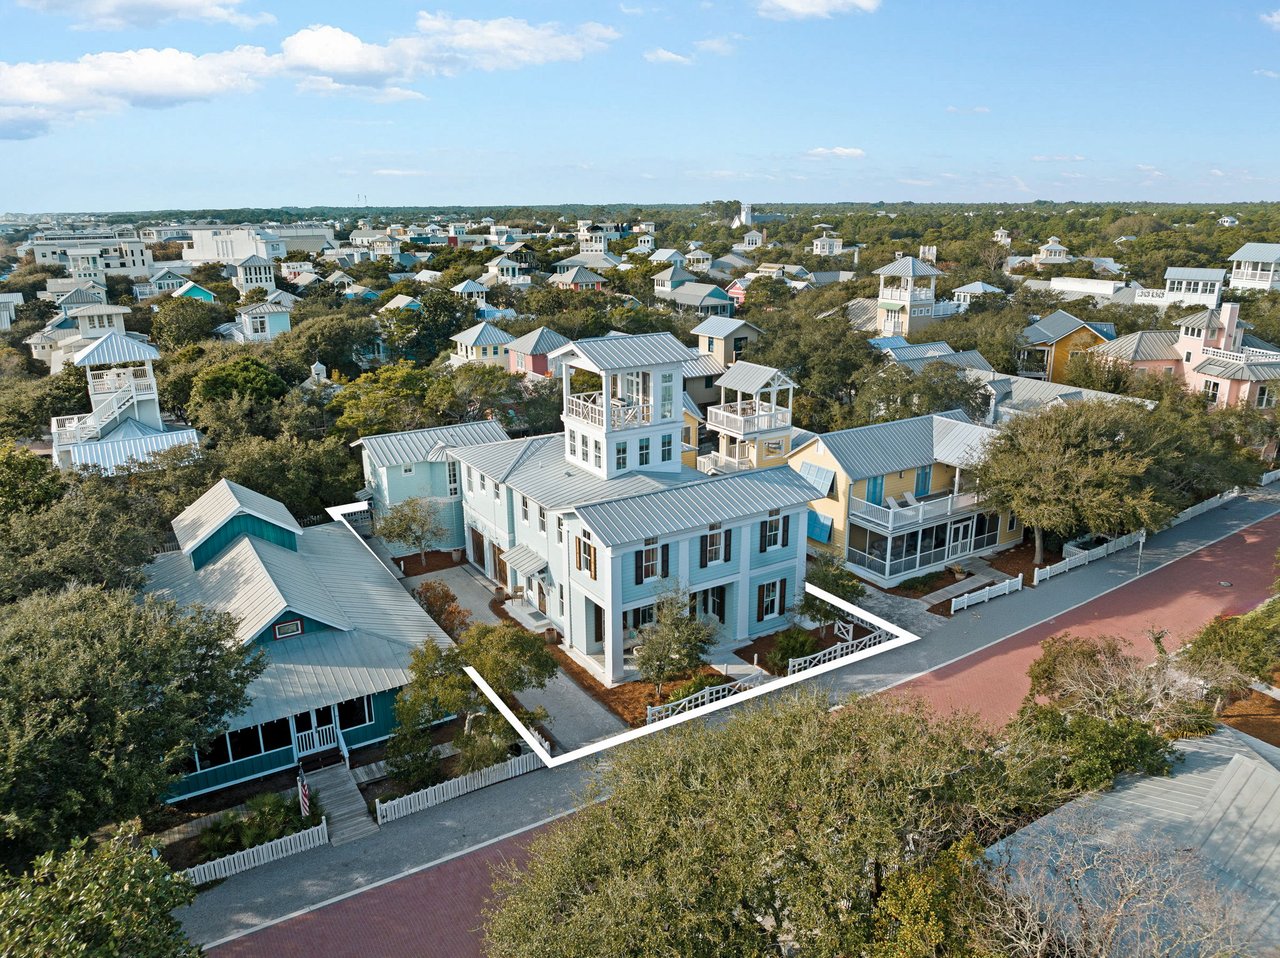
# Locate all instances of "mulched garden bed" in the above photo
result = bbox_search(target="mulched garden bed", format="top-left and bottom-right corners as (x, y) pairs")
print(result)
(985, 540), (1062, 587)
(546, 643), (724, 727)
(1220, 670), (1280, 748)
(736, 623), (871, 676)
(396, 549), (465, 577)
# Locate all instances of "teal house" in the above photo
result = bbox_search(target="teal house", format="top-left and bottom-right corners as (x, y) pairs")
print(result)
(352, 420), (510, 553)
(145, 480), (451, 800)
(171, 280), (217, 302)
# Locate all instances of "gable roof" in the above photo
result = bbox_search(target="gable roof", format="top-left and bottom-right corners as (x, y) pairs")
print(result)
(1021, 309), (1098, 345)
(172, 280), (213, 298)
(552, 266), (607, 286)
(352, 420), (511, 469)
(72, 331), (161, 367)
(451, 321), (513, 347)
(1178, 308), (1225, 332)
(450, 279), (488, 295)
(575, 467), (817, 545)
(1229, 242), (1280, 263)
(507, 326), (570, 356)
(1165, 267), (1226, 282)
(669, 282), (732, 307)
(172, 478), (304, 554)
(897, 350), (994, 375)
(378, 294), (421, 313)
(653, 264), (696, 284)
(234, 254), (272, 268)
(952, 281), (1003, 295)
(873, 256), (944, 279)
(235, 301), (291, 316)
(791, 410), (990, 481)
(690, 316), (761, 339)
(549, 332), (693, 371)
(1091, 329), (1180, 363)
(715, 360), (796, 394)
(682, 348), (726, 379)
(963, 370), (1152, 420)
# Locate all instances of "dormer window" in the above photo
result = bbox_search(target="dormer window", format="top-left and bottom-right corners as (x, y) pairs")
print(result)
(274, 619), (302, 639)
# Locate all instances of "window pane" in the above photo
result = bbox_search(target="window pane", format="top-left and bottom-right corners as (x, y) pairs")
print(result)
(228, 726), (263, 761)
(261, 718), (291, 752)
(338, 696), (370, 729)
(198, 734), (231, 769)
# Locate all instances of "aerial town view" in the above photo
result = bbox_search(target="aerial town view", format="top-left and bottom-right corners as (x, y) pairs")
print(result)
(4, 1), (1280, 956)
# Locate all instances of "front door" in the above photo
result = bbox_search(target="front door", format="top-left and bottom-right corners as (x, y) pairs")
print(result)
(492, 545), (507, 586)
(948, 519), (973, 559)
(293, 706), (338, 756)
(469, 528), (485, 569)
(537, 581), (547, 613)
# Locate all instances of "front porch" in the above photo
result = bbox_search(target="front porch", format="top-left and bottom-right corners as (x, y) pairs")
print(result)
(845, 510), (1007, 587)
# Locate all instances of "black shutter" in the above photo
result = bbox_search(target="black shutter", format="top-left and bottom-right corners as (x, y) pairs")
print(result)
(634, 551), (644, 585)
(779, 579), (788, 614)
(699, 535), (709, 568)
(660, 543), (669, 578)
(782, 515), (791, 548)
(756, 584), (766, 622)
(724, 528), (733, 561)
(759, 521), (767, 553)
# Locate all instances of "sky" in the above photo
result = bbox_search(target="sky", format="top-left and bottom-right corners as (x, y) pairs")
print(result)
(2, 0), (1280, 211)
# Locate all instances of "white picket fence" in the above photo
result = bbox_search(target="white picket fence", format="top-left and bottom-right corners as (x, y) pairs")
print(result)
(375, 745), (546, 825)
(1167, 488), (1240, 527)
(950, 573), (1023, 614)
(1262, 468), (1280, 486)
(1034, 529), (1145, 585)
(645, 670), (771, 724)
(180, 817), (328, 886)
(787, 626), (895, 675)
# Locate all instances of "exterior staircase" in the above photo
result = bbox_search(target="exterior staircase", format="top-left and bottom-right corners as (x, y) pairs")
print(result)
(307, 763), (380, 846)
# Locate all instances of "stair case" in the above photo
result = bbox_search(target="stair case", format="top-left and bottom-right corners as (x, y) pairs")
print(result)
(306, 764), (380, 846)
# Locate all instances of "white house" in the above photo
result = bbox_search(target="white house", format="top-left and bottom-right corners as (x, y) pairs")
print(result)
(0, 292), (23, 330)
(1132, 267), (1226, 310)
(1228, 243), (1280, 292)
(812, 232), (844, 256)
(28, 227), (153, 280)
(217, 302), (292, 343)
(1031, 236), (1072, 268)
(231, 255), (276, 297)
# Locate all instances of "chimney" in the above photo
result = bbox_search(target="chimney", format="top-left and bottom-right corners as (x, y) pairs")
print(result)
(894, 251), (903, 260)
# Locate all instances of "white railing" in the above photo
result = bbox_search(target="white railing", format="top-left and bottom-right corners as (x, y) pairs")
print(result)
(848, 490), (981, 531)
(564, 392), (653, 430)
(950, 573), (1023, 614)
(697, 452), (753, 474)
(294, 723), (338, 756)
(1261, 468), (1280, 486)
(1034, 530), (1145, 585)
(180, 817), (328, 886)
(1167, 487), (1239, 527)
(880, 287), (933, 303)
(52, 381), (136, 444)
(645, 671), (771, 724)
(89, 366), (154, 397)
(707, 402), (791, 436)
(787, 627), (894, 674)
(1231, 269), (1278, 285)
(375, 743), (548, 825)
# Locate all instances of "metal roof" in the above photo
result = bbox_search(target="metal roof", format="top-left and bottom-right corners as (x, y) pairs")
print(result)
(882, 341), (955, 362)
(690, 316), (761, 339)
(451, 321), (513, 347)
(551, 266), (607, 286)
(507, 326), (570, 356)
(1021, 309), (1090, 345)
(72, 331), (161, 366)
(575, 466), (817, 545)
(896, 350), (994, 375)
(353, 420), (510, 469)
(68, 421), (199, 475)
(548, 332), (693, 371)
(1091, 329), (1180, 362)
(502, 543), (547, 577)
(682, 349), (726, 379)
(1229, 242), (1280, 263)
(1165, 267), (1226, 282)
(172, 478), (304, 553)
(1177, 308), (1223, 332)
(868, 335), (910, 351)
(67, 303), (129, 317)
(873, 256), (944, 278)
(653, 264), (695, 283)
(1193, 355), (1280, 382)
(682, 393), (704, 422)
(963, 370), (1151, 421)
(792, 410), (989, 481)
(234, 254), (272, 267)
(952, 281), (1003, 294)
(715, 360), (796, 394)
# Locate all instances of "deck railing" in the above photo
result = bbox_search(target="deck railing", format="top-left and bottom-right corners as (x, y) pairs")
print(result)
(564, 392), (653, 430)
(848, 490), (980, 530)
(645, 670), (770, 724)
(707, 401), (790, 436)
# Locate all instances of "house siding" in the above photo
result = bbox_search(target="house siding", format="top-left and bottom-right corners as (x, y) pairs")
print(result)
(191, 514), (298, 570)
(169, 745), (296, 801)
(1047, 327), (1105, 383)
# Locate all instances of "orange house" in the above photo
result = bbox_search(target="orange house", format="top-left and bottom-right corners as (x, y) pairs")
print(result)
(1018, 310), (1116, 383)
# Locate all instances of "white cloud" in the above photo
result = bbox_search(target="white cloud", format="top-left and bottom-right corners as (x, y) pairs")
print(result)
(945, 105), (990, 114)
(618, 3), (646, 12)
(1136, 163), (1166, 177)
(1255, 68), (1280, 78)
(17, 0), (272, 29)
(806, 146), (866, 158)
(644, 47), (693, 64)
(372, 168), (431, 176)
(694, 36), (736, 55)
(898, 177), (935, 187)
(412, 12), (619, 72)
(1262, 9), (1280, 29)
(757, 0), (879, 19)
(1058, 171), (1086, 180)
(1030, 153), (1085, 162)
(1209, 168), (1225, 177)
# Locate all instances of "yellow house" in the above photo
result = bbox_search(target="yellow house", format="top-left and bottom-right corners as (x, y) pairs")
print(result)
(786, 410), (1022, 587)
(691, 316), (762, 368)
(1018, 310), (1115, 383)
(698, 361), (796, 475)
(681, 397), (704, 469)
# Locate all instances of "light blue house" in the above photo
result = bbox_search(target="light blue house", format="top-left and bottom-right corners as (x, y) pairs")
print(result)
(449, 332), (814, 686)
(171, 280), (217, 303)
(215, 301), (293, 343)
(352, 420), (511, 551)
(145, 479), (450, 800)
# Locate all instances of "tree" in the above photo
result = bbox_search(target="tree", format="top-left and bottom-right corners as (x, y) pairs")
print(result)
(330, 361), (437, 436)
(0, 586), (262, 870)
(376, 497), (447, 564)
(634, 591), (716, 698)
(151, 297), (226, 350)
(189, 355), (288, 406)
(0, 828), (198, 957)
(0, 441), (64, 515)
(381, 286), (473, 362)
(425, 363), (525, 427)
(845, 361), (990, 427)
(412, 579), (472, 639)
(797, 552), (866, 637)
(973, 401), (1173, 564)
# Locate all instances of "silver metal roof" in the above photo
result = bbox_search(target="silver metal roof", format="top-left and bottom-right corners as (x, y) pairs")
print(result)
(715, 360), (796, 394)
(793, 410), (989, 481)
(552, 266), (608, 286)
(682, 349), (726, 379)
(549, 332), (693, 371)
(502, 543), (547, 577)
(575, 466), (817, 545)
(451, 321), (514, 347)
(964, 370), (1151, 421)
(668, 283), (732, 307)
(507, 326), (570, 356)
(1177, 308), (1223, 332)
(873, 256), (944, 279)
(171, 478), (303, 553)
(690, 316), (761, 338)
(353, 420), (510, 470)
(72, 331), (161, 366)
(1193, 355), (1280, 382)
(896, 350), (994, 375)
(68, 421), (199, 475)
(1229, 242), (1280, 263)
(1165, 267), (1226, 282)
(1091, 329), (1180, 362)
(1021, 309), (1088, 345)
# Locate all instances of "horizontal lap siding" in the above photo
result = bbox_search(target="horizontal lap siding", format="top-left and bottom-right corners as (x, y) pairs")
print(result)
(192, 514), (297, 569)
(168, 746), (296, 801)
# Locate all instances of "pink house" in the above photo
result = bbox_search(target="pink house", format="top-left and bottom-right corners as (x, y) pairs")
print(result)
(506, 326), (571, 378)
(1092, 303), (1280, 409)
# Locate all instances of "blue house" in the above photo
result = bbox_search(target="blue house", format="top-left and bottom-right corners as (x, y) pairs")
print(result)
(352, 420), (511, 552)
(145, 479), (451, 800)
(171, 280), (217, 303)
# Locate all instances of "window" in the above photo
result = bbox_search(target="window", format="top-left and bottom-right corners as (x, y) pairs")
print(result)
(639, 437), (651, 466)
(623, 605), (656, 632)
(569, 430), (577, 458)
(761, 510), (782, 550)
(733, 336), (748, 359)
(447, 461), (460, 496)
(616, 441), (628, 470)
(636, 537), (665, 582)
(479, 473), (486, 492)
(701, 522), (732, 567)
(196, 733), (231, 770)
(337, 695), (372, 729)
(581, 437), (589, 463)
(260, 718), (291, 752)
(660, 434), (673, 462)
(402, 463), (415, 476)
(556, 515), (564, 543)
(274, 619), (303, 639)
(558, 583), (565, 616)
(1007, 513), (1019, 533)
(1257, 385), (1276, 409)
(516, 353), (525, 371)
(466, 466), (474, 493)
(593, 439), (602, 469)
(250, 316), (268, 335)
(521, 495), (529, 523)
(1203, 380), (1221, 403)
(576, 532), (598, 580)
(538, 506), (547, 533)
(493, 480), (500, 501)
(228, 726), (263, 761)
(660, 372), (675, 420)
(756, 579), (786, 621)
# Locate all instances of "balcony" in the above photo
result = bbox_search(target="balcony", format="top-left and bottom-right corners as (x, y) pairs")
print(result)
(697, 452), (754, 474)
(564, 392), (653, 431)
(707, 400), (790, 437)
(848, 490), (981, 531)
(879, 287), (934, 303)
(1230, 268), (1279, 286)
(89, 366), (155, 397)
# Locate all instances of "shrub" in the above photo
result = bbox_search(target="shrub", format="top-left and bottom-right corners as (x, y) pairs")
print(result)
(414, 580), (472, 639)
(194, 789), (324, 863)
(897, 572), (946, 595)
(668, 673), (729, 702)
(764, 627), (818, 675)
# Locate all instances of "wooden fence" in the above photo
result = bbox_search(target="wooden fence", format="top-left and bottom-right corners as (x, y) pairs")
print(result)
(180, 817), (328, 886)
(950, 573), (1023, 614)
(645, 670), (771, 724)
(375, 743), (548, 825)
(787, 627), (894, 674)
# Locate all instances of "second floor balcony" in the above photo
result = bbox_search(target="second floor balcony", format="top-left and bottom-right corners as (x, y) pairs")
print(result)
(879, 286), (934, 303)
(849, 489), (982, 531)
(89, 366), (155, 397)
(565, 391), (653, 431)
(707, 400), (790, 437)
(697, 451), (754, 474)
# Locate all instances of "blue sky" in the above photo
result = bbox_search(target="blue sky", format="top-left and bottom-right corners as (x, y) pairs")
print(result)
(2, 0), (1280, 211)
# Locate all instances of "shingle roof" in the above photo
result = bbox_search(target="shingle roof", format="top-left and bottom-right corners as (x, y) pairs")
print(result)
(690, 316), (760, 338)
(171, 478), (303, 554)
(792, 410), (990, 481)
(549, 332), (693, 371)
(873, 256), (944, 279)
(1165, 267), (1226, 282)
(1091, 329), (1180, 362)
(715, 360), (796, 394)
(575, 467), (817, 544)
(1229, 242), (1280, 263)
(353, 420), (510, 469)
(72, 331), (161, 366)
(507, 326), (570, 356)
(451, 321), (513, 347)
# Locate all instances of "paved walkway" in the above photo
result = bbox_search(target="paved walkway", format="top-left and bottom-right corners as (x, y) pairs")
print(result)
(188, 488), (1280, 953)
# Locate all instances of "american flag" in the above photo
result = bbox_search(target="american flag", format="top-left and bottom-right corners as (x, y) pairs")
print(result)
(297, 766), (310, 818)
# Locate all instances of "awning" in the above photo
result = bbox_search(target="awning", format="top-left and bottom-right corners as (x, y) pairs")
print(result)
(807, 509), (833, 544)
(502, 543), (548, 578)
(797, 461), (836, 497)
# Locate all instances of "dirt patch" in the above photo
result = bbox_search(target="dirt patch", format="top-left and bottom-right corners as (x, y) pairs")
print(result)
(1220, 671), (1280, 748)
(546, 643), (722, 727)
(396, 550), (465, 577)
(986, 540), (1062, 587)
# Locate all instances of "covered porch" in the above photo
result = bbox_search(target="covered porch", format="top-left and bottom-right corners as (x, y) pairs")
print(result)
(846, 510), (1004, 586)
